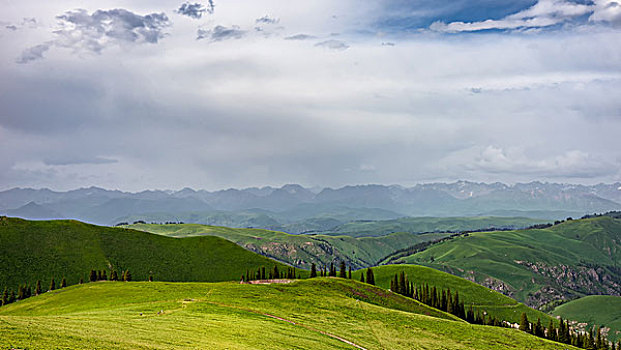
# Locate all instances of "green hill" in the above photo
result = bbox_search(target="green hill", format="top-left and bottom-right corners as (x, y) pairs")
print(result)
(551, 295), (621, 342)
(353, 264), (554, 326)
(0, 217), (292, 290)
(127, 223), (449, 269)
(389, 216), (621, 308)
(327, 216), (547, 237)
(0, 279), (578, 350)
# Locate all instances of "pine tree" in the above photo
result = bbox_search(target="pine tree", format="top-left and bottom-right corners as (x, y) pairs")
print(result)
(519, 312), (529, 332)
(60, 277), (67, 288)
(360, 273), (365, 283)
(398, 271), (406, 295)
(35, 280), (42, 295)
(310, 263), (317, 278)
(339, 261), (346, 278)
(366, 268), (375, 285)
(1, 287), (8, 306)
(89, 269), (97, 282)
(17, 285), (24, 300)
(534, 318), (544, 337)
(49, 278), (56, 291)
(272, 265), (279, 280)
(348, 266), (352, 279)
(547, 320), (557, 341)
(328, 262), (336, 277)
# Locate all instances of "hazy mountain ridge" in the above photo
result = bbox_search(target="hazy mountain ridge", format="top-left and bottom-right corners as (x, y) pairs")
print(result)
(1, 181), (620, 227)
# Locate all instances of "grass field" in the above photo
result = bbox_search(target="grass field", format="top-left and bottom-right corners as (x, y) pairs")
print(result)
(389, 216), (621, 307)
(127, 222), (449, 268)
(551, 295), (621, 342)
(0, 217), (293, 290)
(327, 216), (546, 237)
(353, 264), (555, 325)
(0, 278), (579, 350)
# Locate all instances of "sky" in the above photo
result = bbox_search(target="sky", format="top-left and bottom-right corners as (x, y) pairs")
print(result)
(1, 0), (620, 191)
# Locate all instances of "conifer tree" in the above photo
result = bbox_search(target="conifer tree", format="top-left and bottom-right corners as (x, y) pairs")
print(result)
(35, 280), (42, 295)
(17, 285), (24, 300)
(60, 277), (67, 288)
(49, 278), (56, 291)
(272, 265), (279, 280)
(89, 269), (97, 282)
(547, 320), (557, 341)
(339, 261), (346, 278)
(310, 263), (317, 278)
(398, 272), (406, 295)
(366, 268), (375, 285)
(348, 266), (352, 279)
(360, 273), (365, 283)
(519, 312), (529, 332)
(1, 287), (7, 306)
(534, 318), (544, 337)
(261, 267), (266, 280)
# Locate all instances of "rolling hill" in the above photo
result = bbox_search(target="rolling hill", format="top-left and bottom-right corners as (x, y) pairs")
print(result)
(551, 295), (621, 342)
(126, 222), (450, 269)
(0, 278), (579, 350)
(0, 216), (293, 290)
(387, 216), (621, 308)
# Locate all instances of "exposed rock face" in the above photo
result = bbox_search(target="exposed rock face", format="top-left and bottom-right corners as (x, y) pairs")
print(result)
(515, 261), (621, 308)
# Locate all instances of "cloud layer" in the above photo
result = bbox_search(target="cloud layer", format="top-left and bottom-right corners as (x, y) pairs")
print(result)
(1, 0), (620, 191)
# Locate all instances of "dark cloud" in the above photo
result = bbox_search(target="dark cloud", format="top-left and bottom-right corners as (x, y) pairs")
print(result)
(16, 43), (51, 64)
(284, 34), (316, 40)
(18, 8), (170, 63)
(197, 25), (245, 41)
(177, 2), (210, 19)
(314, 39), (349, 50)
(5, 25), (18, 31)
(255, 15), (279, 24)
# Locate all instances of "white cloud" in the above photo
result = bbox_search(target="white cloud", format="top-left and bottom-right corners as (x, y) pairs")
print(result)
(1, 1), (620, 190)
(430, 0), (603, 32)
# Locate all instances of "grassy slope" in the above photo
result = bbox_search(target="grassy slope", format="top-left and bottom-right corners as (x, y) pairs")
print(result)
(353, 264), (555, 325)
(0, 279), (578, 350)
(393, 217), (621, 306)
(127, 223), (449, 268)
(551, 295), (621, 341)
(0, 217), (292, 289)
(328, 216), (547, 237)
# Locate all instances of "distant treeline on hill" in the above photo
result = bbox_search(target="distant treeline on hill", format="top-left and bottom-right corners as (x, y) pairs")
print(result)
(381, 210), (621, 265)
(388, 271), (619, 350)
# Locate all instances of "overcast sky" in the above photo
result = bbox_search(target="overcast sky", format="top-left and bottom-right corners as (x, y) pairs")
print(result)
(1, 0), (620, 191)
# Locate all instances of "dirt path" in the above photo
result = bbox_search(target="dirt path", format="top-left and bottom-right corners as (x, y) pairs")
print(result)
(203, 300), (368, 350)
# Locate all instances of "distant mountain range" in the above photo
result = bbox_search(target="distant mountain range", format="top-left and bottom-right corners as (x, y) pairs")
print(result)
(1, 181), (620, 229)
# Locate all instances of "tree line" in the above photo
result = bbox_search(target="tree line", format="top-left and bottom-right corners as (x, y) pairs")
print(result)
(388, 271), (619, 350)
(243, 265), (300, 282)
